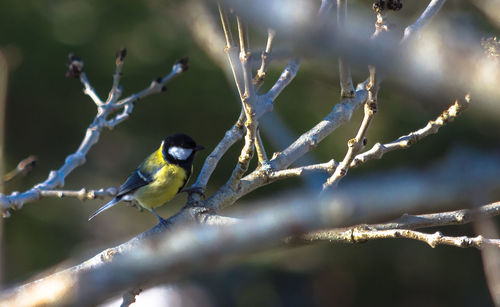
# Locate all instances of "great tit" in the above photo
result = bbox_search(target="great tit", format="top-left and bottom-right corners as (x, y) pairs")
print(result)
(88, 133), (204, 223)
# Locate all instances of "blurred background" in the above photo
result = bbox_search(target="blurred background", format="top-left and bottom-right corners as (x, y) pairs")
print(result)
(0, 0), (499, 306)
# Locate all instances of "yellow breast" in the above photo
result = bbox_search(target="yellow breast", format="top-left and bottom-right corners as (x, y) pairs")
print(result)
(133, 164), (188, 210)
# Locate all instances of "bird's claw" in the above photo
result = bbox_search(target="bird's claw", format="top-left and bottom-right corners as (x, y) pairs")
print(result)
(157, 217), (170, 228)
(182, 186), (205, 198)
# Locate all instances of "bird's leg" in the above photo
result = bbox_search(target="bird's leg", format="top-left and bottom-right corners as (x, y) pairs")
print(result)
(151, 208), (169, 227)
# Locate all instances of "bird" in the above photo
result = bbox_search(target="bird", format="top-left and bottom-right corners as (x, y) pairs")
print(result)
(88, 133), (204, 224)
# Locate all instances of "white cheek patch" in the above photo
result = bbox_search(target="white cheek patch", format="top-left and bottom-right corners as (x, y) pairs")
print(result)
(168, 146), (193, 161)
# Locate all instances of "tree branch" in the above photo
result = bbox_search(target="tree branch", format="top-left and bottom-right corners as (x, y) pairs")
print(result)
(39, 187), (118, 201)
(337, 0), (355, 98)
(2, 155), (37, 184)
(266, 58), (301, 102)
(402, 0), (447, 42)
(218, 2), (245, 97)
(254, 128), (268, 165)
(269, 81), (368, 171)
(323, 68), (377, 191)
(3, 179), (490, 306)
(187, 111), (245, 204)
(254, 29), (276, 89)
(0, 53), (188, 217)
(351, 94), (470, 168)
(297, 201), (500, 248)
(304, 228), (500, 249)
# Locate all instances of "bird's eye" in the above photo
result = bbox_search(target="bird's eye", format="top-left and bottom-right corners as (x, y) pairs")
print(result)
(168, 146), (193, 160)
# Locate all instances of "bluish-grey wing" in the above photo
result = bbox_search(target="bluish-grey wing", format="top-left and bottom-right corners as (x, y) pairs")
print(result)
(116, 169), (153, 198)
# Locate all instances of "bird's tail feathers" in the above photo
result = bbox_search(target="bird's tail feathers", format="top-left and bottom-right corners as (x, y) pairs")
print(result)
(88, 198), (120, 221)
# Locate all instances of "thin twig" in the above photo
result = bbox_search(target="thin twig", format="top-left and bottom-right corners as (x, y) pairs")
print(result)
(254, 128), (268, 165)
(268, 159), (337, 180)
(337, 0), (355, 98)
(295, 201), (500, 248)
(351, 94), (470, 168)
(218, 3), (245, 97)
(80, 72), (104, 106)
(322, 68), (377, 191)
(254, 29), (275, 89)
(107, 47), (127, 103)
(0, 54), (187, 216)
(246, 94), (470, 182)
(237, 17), (255, 101)
(226, 14), (258, 189)
(2, 155), (37, 183)
(301, 227), (500, 249)
(187, 111), (245, 205)
(402, 0), (447, 42)
(236, 16), (249, 57)
(39, 187), (118, 201)
(113, 59), (187, 109)
(366, 201), (500, 231)
(206, 89), (468, 212)
(206, 83), (368, 211)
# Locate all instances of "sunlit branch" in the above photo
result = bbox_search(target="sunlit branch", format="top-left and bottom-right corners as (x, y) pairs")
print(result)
(402, 0), (447, 42)
(323, 68), (377, 191)
(0, 53), (188, 217)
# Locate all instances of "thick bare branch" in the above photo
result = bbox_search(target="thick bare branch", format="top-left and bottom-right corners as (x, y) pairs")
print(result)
(2, 179), (485, 306)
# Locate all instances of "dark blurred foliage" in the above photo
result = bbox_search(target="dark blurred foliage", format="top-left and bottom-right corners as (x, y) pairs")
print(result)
(0, 0), (498, 306)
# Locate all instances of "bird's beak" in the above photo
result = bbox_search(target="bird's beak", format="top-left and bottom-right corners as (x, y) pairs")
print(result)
(195, 145), (205, 151)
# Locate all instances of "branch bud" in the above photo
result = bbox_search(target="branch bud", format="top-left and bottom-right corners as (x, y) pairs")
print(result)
(116, 47), (127, 64)
(66, 53), (84, 78)
(175, 57), (189, 72)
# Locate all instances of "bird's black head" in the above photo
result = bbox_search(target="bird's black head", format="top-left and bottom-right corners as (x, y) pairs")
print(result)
(161, 133), (204, 165)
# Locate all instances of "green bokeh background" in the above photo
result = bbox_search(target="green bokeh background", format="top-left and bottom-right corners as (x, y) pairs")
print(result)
(0, 0), (499, 306)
